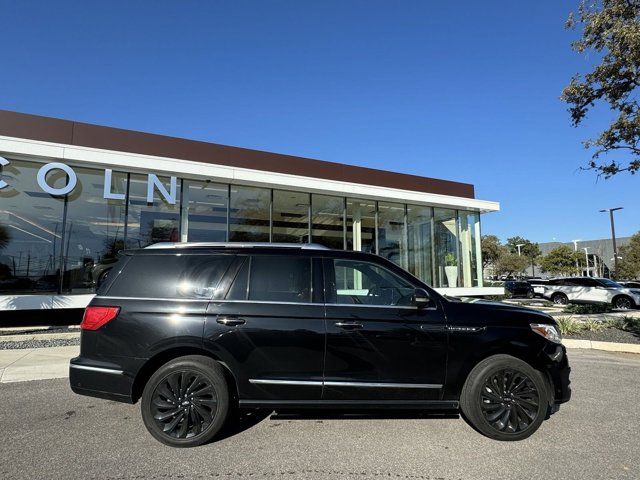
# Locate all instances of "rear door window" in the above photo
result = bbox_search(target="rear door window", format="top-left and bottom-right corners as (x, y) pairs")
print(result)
(106, 254), (234, 299)
(226, 255), (312, 303)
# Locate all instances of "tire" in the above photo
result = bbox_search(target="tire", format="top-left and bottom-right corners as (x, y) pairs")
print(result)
(613, 295), (634, 310)
(551, 293), (568, 305)
(141, 355), (229, 448)
(526, 291), (534, 299)
(460, 354), (550, 441)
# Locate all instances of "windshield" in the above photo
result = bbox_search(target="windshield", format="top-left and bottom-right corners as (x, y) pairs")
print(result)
(598, 278), (623, 288)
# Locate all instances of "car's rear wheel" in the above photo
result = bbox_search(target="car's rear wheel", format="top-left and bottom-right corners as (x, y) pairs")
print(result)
(141, 355), (229, 447)
(551, 293), (568, 305)
(613, 295), (634, 310)
(460, 354), (549, 441)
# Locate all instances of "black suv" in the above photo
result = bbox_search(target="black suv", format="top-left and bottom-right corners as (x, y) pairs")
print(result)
(70, 243), (570, 447)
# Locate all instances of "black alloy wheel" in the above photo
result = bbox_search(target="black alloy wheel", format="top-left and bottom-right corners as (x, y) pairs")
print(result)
(460, 354), (549, 441)
(479, 369), (539, 434)
(141, 355), (229, 447)
(552, 293), (568, 305)
(614, 296), (633, 310)
(150, 371), (217, 439)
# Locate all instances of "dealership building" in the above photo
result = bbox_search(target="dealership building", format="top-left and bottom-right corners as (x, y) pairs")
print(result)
(0, 110), (500, 324)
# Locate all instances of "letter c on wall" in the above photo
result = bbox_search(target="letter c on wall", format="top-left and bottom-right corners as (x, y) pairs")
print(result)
(37, 162), (78, 196)
(0, 156), (9, 189)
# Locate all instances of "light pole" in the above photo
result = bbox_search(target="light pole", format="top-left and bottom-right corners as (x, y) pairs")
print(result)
(516, 244), (525, 256)
(600, 207), (623, 279)
(583, 247), (590, 277)
(571, 240), (581, 276)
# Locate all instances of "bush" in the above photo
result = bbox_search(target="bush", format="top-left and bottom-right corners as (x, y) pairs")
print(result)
(607, 316), (640, 334)
(582, 319), (607, 332)
(556, 317), (584, 335)
(563, 303), (613, 315)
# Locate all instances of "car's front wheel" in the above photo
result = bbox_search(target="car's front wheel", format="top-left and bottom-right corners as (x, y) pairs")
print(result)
(141, 355), (229, 447)
(460, 354), (550, 441)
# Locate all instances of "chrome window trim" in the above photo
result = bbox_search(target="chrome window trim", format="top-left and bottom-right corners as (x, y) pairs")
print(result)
(249, 379), (442, 389)
(249, 379), (323, 386)
(94, 296), (437, 311)
(70, 364), (124, 375)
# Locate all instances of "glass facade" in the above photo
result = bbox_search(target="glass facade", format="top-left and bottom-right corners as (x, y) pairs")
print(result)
(0, 157), (484, 295)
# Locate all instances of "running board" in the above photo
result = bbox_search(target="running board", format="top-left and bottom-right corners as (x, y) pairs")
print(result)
(239, 399), (459, 409)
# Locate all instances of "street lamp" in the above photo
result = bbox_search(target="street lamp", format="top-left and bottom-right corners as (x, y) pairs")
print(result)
(516, 243), (525, 256)
(599, 207), (623, 279)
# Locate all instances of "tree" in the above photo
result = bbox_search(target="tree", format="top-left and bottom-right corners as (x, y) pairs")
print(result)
(495, 250), (529, 277)
(618, 232), (640, 279)
(562, 0), (640, 177)
(481, 235), (503, 269)
(506, 236), (542, 275)
(540, 245), (581, 276)
(560, 0), (640, 178)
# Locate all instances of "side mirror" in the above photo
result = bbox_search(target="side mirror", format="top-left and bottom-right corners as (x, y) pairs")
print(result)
(412, 288), (432, 309)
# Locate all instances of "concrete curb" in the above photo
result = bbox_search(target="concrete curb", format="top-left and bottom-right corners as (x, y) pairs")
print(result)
(563, 338), (640, 354)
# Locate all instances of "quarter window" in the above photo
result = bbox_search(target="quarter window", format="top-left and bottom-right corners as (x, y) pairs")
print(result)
(328, 259), (415, 306)
(107, 254), (234, 299)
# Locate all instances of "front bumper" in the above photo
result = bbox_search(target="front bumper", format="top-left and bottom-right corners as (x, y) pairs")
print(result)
(69, 356), (135, 403)
(541, 343), (571, 404)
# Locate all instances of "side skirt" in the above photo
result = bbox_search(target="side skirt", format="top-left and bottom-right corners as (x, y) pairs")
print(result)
(239, 399), (459, 410)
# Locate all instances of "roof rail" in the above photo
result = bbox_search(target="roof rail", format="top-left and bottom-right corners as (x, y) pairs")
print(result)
(144, 242), (331, 250)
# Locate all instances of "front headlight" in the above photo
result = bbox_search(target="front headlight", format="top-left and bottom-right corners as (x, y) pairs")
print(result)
(530, 323), (562, 344)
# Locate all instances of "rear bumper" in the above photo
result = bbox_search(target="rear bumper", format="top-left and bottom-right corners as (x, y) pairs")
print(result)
(69, 357), (135, 404)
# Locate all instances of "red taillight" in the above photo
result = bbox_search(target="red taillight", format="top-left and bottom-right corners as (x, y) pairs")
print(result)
(81, 306), (120, 331)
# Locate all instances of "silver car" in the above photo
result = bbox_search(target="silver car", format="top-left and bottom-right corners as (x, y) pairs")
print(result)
(543, 277), (640, 310)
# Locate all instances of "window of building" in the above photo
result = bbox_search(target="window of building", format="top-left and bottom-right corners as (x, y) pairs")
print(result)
(107, 254), (234, 299)
(229, 185), (270, 242)
(407, 205), (433, 286)
(434, 208), (459, 288)
(272, 190), (310, 243)
(328, 259), (415, 306)
(377, 202), (407, 268)
(346, 199), (376, 254)
(126, 173), (180, 249)
(183, 180), (228, 242)
(248, 255), (311, 303)
(61, 166), (128, 293)
(0, 158), (65, 294)
(459, 211), (482, 287)
(311, 194), (344, 249)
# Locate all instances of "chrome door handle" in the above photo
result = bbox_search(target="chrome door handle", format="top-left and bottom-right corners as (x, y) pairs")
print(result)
(335, 322), (363, 330)
(217, 316), (246, 326)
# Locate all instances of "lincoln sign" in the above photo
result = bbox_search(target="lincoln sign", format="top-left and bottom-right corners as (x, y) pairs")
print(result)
(0, 156), (178, 204)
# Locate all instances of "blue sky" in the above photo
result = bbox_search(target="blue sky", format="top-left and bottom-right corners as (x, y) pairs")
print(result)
(0, 1), (637, 244)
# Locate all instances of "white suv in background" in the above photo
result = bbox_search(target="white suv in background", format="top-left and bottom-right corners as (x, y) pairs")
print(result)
(543, 277), (640, 310)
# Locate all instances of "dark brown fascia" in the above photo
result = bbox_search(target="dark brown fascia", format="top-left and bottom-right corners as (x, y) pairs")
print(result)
(0, 109), (474, 198)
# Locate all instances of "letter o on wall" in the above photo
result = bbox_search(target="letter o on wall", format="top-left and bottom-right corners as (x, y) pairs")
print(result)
(0, 156), (9, 189)
(37, 162), (78, 196)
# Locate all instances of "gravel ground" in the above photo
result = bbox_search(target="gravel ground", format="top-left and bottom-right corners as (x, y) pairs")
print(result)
(565, 327), (640, 344)
(0, 337), (80, 350)
(0, 326), (79, 337)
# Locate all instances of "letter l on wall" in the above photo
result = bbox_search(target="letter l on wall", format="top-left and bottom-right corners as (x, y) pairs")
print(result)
(103, 169), (126, 200)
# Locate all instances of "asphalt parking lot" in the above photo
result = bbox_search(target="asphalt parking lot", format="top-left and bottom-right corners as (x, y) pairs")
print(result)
(0, 349), (638, 480)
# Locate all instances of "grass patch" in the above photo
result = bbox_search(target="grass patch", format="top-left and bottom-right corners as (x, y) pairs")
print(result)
(607, 316), (640, 334)
(563, 304), (613, 315)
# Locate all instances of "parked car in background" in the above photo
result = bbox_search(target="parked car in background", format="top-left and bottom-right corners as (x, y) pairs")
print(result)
(526, 278), (549, 298)
(504, 280), (534, 299)
(70, 242), (570, 446)
(543, 277), (640, 310)
(620, 281), (640, 289)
